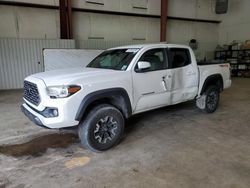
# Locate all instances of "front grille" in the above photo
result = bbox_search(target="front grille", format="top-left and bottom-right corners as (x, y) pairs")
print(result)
(23, 81), (40, 106)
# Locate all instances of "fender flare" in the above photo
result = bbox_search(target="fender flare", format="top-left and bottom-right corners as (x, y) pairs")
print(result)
(75, 88), (132, 121)
(200, 74), (223, 94)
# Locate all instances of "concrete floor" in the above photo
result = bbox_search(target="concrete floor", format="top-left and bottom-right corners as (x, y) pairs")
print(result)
(0, 78), (250, 188)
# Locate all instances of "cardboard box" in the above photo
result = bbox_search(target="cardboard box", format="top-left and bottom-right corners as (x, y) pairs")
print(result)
(242, 40), (250, 49)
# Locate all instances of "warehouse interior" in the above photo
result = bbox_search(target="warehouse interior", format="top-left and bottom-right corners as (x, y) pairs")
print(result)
(0, 0), (250, 187)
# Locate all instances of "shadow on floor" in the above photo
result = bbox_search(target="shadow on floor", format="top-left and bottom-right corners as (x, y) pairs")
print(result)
(125, 100), (195, 135)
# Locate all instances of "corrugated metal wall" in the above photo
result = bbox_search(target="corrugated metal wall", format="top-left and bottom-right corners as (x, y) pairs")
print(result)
(0, 38), (75, 89)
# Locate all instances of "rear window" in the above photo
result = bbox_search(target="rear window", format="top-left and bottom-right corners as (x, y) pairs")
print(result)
(168, 48), (191, 68)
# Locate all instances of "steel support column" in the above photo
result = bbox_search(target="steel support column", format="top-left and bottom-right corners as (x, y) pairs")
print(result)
(160, 0), (168, 42)
(67, 0), (73, 39)
(59, 0), (72, 39)
(59, 0), (67, 39)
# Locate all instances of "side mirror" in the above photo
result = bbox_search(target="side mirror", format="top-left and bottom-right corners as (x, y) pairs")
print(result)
(137, 61), (151, 72)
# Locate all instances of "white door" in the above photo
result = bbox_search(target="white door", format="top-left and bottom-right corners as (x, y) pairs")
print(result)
(167, 48), (199, 104)
(132, 48), (172, 113)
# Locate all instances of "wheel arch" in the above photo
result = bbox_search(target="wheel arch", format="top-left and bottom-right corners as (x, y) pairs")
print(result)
(75, 88), (132, 122)
(200, 74), (223, 95)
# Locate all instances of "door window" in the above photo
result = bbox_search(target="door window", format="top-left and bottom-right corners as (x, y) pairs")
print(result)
(168, 48), (191, 68)
(135, 48), (167, 72)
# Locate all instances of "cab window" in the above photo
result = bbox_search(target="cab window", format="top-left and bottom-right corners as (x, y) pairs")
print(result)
(168, 48), (191, 68)
(135, 48), (167, 72)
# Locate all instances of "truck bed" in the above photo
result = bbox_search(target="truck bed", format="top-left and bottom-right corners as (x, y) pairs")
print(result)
(197, 61), (231, 95)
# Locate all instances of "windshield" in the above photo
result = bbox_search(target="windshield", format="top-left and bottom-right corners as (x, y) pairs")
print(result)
(87, 48), (139, 71)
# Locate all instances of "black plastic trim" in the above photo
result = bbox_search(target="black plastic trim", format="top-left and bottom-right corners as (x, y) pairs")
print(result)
(25, 103), (58, 118)
(21, 105), (50, 129)
(200, 74), (224, 94)
(75, 88), (132, 121)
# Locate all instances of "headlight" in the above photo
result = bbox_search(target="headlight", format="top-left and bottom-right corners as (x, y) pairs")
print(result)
(47, 85), (81, 98)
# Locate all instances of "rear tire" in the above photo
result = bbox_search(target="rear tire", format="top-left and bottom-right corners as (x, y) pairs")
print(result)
(78, 104), (124, 152)
(203, 85), (220, 113)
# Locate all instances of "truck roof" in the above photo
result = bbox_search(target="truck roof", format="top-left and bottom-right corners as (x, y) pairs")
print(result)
(109, 43), (190, 50)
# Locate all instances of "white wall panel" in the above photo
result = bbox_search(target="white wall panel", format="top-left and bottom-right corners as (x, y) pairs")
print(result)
(44, 49), (103, 71)
(89, 13), (123, 39)
(0, 1), (220, 44)
(0, 6), (17, 38)
(17, 7), (59, 39)
(73, 12), (160, 41)
(218, 0), (250, 44)
(167, 20), (218, 60)
(0, 0), (59, 6)
(119, 17), (135, 41)
(73, 12), (91, 41)
(147, 19), (160, 41)
(168, 0), (218, 20)
(196, 0), (217, 20)
(73, 0), (161, 15)
(132, 0), (148, 9)
(120, 0), (160, 15)
(132, 17), (147, 40)
(0, 0), (219, 19)
(0, 38), (75, 89)
(0, 5), (59, 39)
(73, 0), (120, 12)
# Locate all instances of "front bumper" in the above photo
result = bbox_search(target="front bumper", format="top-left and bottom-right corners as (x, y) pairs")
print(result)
(21, 102), (79, 129)
(22, 76), (82, 129)
(21, 104), (49, 128)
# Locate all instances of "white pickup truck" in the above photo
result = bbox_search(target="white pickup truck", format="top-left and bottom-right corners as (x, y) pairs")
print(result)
(21, 43), (231, 152)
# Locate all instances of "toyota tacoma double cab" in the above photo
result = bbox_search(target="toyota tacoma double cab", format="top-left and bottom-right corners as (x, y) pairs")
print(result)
(21, 43), (231, 152)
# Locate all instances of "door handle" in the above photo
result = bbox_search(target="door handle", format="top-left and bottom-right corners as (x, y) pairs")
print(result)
(161, 80), (167, 91)
(162, 76), (170, 91)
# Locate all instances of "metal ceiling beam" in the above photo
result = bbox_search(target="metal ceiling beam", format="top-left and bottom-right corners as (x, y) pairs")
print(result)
(160, 0), (168, 42)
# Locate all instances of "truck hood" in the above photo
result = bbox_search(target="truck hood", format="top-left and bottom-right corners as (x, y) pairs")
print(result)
(31, 67), (118, 86)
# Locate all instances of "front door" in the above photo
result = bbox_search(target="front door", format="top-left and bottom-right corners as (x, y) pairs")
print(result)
(132, 48), (172, 113)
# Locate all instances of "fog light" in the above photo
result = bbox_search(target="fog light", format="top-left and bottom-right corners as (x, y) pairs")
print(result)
(52, 109), (58, 116)
(41, 108), (58, 118)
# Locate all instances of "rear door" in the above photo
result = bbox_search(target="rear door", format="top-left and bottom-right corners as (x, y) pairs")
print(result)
(167, 48), (199, 104)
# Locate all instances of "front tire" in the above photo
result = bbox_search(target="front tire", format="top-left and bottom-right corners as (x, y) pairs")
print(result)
(78, 104), (124, 152)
